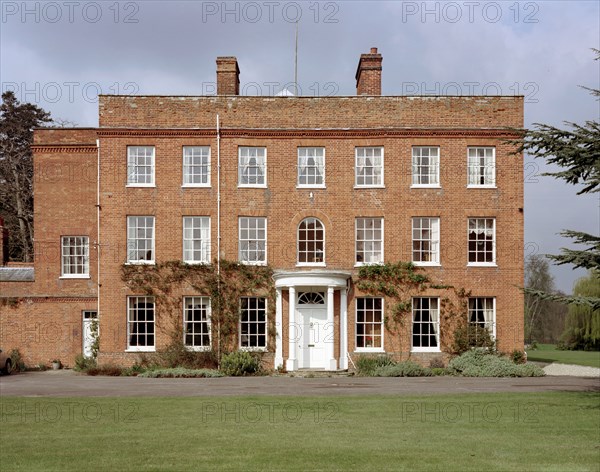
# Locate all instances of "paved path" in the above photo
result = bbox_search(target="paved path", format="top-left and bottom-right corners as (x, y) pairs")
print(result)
(1, 370), (598, 397)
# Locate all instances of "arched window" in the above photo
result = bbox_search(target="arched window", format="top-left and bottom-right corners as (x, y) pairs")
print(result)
(298, 217), (325, 264)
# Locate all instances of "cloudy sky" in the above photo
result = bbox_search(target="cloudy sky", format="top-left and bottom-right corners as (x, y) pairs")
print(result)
(1, 0), (598, 292)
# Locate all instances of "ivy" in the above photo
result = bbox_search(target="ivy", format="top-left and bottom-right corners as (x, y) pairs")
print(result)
(121, 260), (277, 358)
(355, 262), (471, 353)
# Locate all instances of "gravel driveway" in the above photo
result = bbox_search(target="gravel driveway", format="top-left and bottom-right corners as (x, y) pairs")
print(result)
(1, 370), (598, 397)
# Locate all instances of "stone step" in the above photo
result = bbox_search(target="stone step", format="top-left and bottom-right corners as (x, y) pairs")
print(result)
(282, 369), (355, 378)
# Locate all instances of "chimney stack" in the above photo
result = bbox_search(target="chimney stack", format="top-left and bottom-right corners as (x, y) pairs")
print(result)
(355, 47), (382, 95)
(216, 56), (240, 95)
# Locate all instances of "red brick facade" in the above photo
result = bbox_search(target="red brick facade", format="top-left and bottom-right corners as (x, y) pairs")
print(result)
(0, 50), (524, 369)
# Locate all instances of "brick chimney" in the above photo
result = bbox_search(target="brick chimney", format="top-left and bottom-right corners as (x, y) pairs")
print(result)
(216, 56), (240, 95)
(355, 47), (382, 95)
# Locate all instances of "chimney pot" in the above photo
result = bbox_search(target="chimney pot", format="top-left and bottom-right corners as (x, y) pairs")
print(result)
(370, 47), (378, 54)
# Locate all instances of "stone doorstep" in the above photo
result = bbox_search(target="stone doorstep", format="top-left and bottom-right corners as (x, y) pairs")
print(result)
(282, 369), (354, 378)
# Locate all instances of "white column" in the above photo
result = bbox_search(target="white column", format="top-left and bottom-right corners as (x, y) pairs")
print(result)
(286, 287), (297, 371)
(327, 286), (337, 370)
(339, 287), (348, 369)
(275, 288), (283, 369)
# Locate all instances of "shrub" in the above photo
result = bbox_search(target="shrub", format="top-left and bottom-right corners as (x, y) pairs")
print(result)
(511, 349), (526, 364)
(86, 364), (123, 376)
(147, 340), (219, 369)
(138, 368), (224, 378)
(74, 354), (97, 372)
(452, 324), (496, 355)
(9, 348), (26, 373)
(448, 348), (545, 377)
(374, 361), (433, 377)
(121, 363), (146, 376)
(431, 367), (447, 376)
(220, 351), (261, 376)
(355, 354), (395, 376)
(429, 356), (445, 369)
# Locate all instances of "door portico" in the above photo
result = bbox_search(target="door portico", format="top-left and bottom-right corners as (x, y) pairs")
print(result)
(273, 271), (351, 371)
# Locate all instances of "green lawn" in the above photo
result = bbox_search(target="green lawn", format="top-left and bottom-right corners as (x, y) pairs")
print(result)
(1, 392), (599, 471)
(527, 343), (600, 368)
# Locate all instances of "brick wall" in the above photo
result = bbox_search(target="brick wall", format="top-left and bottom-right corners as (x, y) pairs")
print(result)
(0, 129), (98, 366)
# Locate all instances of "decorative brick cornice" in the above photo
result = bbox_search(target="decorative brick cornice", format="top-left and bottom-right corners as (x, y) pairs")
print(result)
(32, 145), (98, 153)
(0, 296), (97, 303)
(97, 127), (521, 139)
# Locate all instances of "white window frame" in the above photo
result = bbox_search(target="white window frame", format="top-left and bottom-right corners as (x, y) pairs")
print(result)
(468, 297), (496, 338)
(412, 217), (440, 266)
(127, 216), (155, 264)
(126, 296), (155, 352)
(239, 297), (267, 351)
(127, 146), (155, 187)
(355, 147), (384, 188)
(411, 297), (440, 352)
(238, 217), (267, 265)
(355, 218), (383, 266)
(467, 218), (496, 266)
(467, 147), (496, 188)
(183, 217), (211, 264)
(411, 146), (440, 187)
(297, 147), (325, 188)
(238, 147), (267, 188)
(355, 297), (384, 352)
(182, 146), (211, 187)
(297, 217), (326, 267)
(60, 236), (90, 278)
(183, 296), (211, 351)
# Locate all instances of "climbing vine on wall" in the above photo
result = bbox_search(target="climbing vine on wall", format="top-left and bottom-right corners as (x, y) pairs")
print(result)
(121, 260), (277, 355)
(355, 262), (471, 353)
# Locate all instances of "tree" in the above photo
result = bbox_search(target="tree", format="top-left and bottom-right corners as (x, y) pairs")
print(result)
(559, 271), (600, 350)
(0, 91), (52, 262)
(524, 254), (555, 343)
(516, 49), (600, 311)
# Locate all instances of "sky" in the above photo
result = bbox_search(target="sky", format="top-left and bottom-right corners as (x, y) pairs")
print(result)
(1, 0), (599, 293)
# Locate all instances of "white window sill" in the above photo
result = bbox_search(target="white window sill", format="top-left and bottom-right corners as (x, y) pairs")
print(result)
(182, 184), (211, 188)
(467, 263), (498, 267)
(183, 260), (211, 265)
(410, 184), (441, 189)
(411, 348), (441, 353)
(185, 346), (212, 352)
(59, 275), (90, 279)
(126, 184), (156, 188)
(240, 261), (267, 266)
(238, 184), (267, 189)
(296, 262), (326, 267)
(355, 261), (384, 268)
(125, 347), (155, 352)
(354, 348), (385, 353)
(354, 185), (385, 189)
(297, 185), (326, 189)
(467, 185), (497, 189)
(413, 262), (441, 267)
(124, 261), (156, 266)
(239, 347), (267, 352)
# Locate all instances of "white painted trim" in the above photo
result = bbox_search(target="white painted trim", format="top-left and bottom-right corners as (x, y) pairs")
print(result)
(275, 288), (283, 369)
(273, 271), (351, 289)
(339, 287), (348, 369)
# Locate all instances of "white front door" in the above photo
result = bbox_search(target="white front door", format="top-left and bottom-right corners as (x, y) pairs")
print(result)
(296, 290), (331, 369)
(82, 310), (98, 358)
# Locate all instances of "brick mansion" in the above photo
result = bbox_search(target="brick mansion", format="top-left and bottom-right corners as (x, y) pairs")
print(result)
(0, 48), (524, 370)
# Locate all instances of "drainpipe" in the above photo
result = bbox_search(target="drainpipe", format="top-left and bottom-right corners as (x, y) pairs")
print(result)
(96, 138), (101, 348)
(216, 115), (221, 366)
